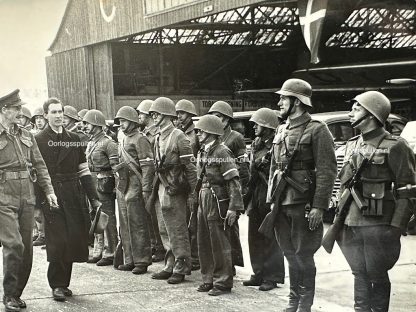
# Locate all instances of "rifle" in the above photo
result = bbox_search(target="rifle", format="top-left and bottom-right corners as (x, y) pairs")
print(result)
(113, 226), (124, 269)
(258, 149), (299, 239)
(145, 155), (166, 213)
(322, 156), (369, 253)
(188, 156), (207, 229)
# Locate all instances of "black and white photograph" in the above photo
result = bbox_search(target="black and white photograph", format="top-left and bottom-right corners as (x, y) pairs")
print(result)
(0, 0), (415, 311)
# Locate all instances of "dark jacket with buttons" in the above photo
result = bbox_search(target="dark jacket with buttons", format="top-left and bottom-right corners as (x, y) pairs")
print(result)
(268, 112), (337, 209)
(339, 127), (416, 229)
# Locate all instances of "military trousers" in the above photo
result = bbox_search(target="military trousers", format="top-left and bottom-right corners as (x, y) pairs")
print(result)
(275, 204), (323, 309)
(248, 211), (285, 284)
(338, 225), (401, 312)
(197, 187), (233, 289)
(156, 183), (191, 274)
(116, 190), (133, 265)
(124, 175), (152, 267)
(0, 182), (34, 297)
(186, 199), (199, 266)
(146, 197), (164, 255)
(97, 191), (118, 259)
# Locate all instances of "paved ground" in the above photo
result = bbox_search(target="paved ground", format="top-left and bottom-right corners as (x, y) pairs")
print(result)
(1, 215), (415, 312)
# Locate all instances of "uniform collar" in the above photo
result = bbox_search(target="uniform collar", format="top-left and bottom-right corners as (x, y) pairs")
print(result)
(287, 112), (311, 129)
(361, 127), (387, 142)
(262, 132), (275, 148)
(181, 119), (195, 134)
(91, 131), (105, 143)
(160, 123), (174, 135)
(0, 122), (20, 135)
(124, 127), (140, 137)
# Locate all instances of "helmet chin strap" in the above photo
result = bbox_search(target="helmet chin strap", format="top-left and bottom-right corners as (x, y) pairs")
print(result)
(155, 115), (165, 127)
(351, 113), (369, 127)
(280, 100), (295, 120)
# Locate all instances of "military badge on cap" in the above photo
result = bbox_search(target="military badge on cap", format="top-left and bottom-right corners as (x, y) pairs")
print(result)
(0, 89), (23, 109)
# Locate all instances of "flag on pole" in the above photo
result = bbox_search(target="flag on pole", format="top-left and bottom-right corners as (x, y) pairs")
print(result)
(298, 0), (329, 64)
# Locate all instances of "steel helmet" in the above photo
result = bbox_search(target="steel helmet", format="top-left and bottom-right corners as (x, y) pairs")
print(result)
(30, 106), (44, 123)
(276, 78), (312, 107)
(78, 108), (89, 119)
(83, 109), (106, 127)
(250, 108), (280, 129)
(149, 97), (176, 117)
(195, 115), (224, 136)
(63, 105), (80, 121)
(175, 99), (197, 116)
(208, 101), (233, 119)
(353, 91), (391, 124)
(20, 106), (32, 119)
(136, 99), (154, 115)
(114, 106), (140, 124)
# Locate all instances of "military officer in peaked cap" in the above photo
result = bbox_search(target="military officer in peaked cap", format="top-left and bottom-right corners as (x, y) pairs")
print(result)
(0, 90), (58, 312)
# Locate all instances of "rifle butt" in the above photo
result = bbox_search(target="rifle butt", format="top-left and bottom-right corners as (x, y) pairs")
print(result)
(258, 212), (276, 239)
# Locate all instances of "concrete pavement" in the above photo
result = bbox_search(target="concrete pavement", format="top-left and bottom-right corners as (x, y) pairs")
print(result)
(1, 215), (415, 312)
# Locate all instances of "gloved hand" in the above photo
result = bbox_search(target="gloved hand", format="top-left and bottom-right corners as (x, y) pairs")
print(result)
(225, 210), (237, 227)
(46, 193), (59, 211)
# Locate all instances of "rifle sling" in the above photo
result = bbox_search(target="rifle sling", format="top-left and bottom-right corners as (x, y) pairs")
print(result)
(120, 138), (143, 181)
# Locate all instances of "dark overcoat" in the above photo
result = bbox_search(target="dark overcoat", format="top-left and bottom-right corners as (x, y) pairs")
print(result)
(35, 126), (90, 262)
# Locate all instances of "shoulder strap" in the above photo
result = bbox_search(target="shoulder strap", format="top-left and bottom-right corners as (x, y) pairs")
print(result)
(120, 138), (143, 179)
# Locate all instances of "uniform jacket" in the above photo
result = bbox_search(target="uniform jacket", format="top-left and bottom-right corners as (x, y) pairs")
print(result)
(0, 123), (54, 207)
(198, 140), (244, 212)
(247, 134), (274, 217)
(268, 112), (337, 209)
(119, 128), (155, 193)
(221, 125), (250, 189)
(86, 132), (118, 173)
(35, 125), (90, 262)
(180, 120), (200, 157)
(155, 123), (197, 194)
(339, 127), (416, 229)
(142, 124), (159, 148)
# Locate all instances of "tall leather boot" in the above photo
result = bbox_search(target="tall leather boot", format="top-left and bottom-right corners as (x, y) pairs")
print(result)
(353, 275), (371, 312)
(298, 277), (315, 312)
(370, 282), (391, 312)
(284, 267), (300, 312)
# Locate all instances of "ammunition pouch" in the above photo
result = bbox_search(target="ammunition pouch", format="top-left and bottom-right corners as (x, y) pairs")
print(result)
(361, 180), (389, 216)
(97, 175), (116, 195)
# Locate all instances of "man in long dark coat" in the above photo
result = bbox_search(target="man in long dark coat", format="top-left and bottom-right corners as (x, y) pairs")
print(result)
(35, 98), (101, 302)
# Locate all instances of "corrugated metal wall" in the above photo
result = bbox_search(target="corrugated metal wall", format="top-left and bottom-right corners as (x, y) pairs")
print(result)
(50, 0), (265, 54)
(45, 43), (115, 118)
(45, 47), (91, 110)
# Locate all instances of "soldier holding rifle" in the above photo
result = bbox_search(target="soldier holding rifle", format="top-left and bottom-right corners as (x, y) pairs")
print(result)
(264, 79), (337, 312)
(324, 91), (416, 312)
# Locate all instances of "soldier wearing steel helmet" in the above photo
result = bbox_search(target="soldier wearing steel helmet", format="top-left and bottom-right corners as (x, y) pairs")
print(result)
(269, 78), (337, 312)
(62, 105), (80, 131)
(336, 91), (416, 312)
(242, 108), (285, 292)
(17, 106), (33, 131)
(83, 110), (119, 267)
(136, 99), (165, 263)
(194, 114), (244, 296)
(175, 99), (200, 156)
(31, 106), (47, 133)
(208, 100), (248, 272)
(113, 106), (154, 274)
(175, 99), (200, 271)
(148, 97), (197, 284)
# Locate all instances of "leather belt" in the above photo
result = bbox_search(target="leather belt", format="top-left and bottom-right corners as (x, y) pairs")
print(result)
(96, 171), (113, 178)
(52, 173), (79, 182)
(276, 161), (315, 171)
(3, 171), (30, 180)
